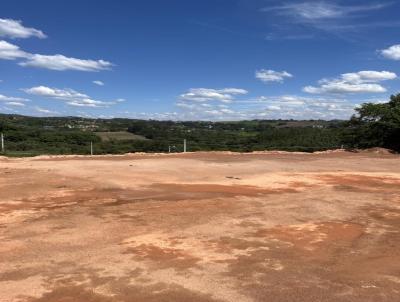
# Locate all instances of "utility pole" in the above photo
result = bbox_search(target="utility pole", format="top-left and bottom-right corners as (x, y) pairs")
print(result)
(90, 141), (93, 156)
(1, 133), (4, 153)
(168, 146), (171, 153)
(183, 139), (187, 153)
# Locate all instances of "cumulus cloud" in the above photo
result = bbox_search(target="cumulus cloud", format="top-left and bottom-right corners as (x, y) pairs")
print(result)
(174, 104), (245, 120)
(175, 86), (363, 120)
(255, 69), (293, 83)
(23, 86), (119, 107)
(19, 54), (113, 71)
(0, 40), (27, 60)
(340, 71), (397, 82)
(0, 18), (46, 39)
(173, 91), (364, 121)
(180, 88), (248, 103)
(0, 18), (112, 71)
(245, 95), (361, 119)
(93, 80), (105, 86)
(112, 94), (365, 121)
(176, 88), (249, 120)
(24, 86), (87, 99)
(380, 44), (400, 60)
(0, 40), (113, 72)
(303, 71), (397, 94)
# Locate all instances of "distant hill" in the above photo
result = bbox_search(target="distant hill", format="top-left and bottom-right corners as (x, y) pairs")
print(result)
(0, 113), (345, 156)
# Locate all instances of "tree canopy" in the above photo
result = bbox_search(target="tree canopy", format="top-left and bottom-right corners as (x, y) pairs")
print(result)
(344, 94), (400, 152)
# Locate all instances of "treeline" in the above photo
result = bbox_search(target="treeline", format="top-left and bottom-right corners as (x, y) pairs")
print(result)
(0, 94), (399, 156)
(126, 121), (342, 152)
(342, 94), (400, 151)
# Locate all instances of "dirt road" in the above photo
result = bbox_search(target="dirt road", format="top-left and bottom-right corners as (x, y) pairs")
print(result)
(1, 151), (399, 301)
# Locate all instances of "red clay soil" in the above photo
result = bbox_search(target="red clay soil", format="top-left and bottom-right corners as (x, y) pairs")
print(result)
(0, 151), (400, 302)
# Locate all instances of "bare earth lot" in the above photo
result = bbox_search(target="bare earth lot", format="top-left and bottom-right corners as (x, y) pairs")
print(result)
(0, 151), (399, 302)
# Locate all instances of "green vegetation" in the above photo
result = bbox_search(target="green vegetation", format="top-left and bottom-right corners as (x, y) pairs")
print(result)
(95, 131), (148, 142)
(0, 94), (399, 156)
(126, 120), (342, 152)
(342, 94), (400, 152)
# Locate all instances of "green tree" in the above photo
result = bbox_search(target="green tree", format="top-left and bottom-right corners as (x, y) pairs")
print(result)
(344, 94), (400, 151)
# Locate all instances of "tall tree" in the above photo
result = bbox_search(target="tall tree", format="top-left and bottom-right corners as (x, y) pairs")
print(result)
(344, 94), (400, 151)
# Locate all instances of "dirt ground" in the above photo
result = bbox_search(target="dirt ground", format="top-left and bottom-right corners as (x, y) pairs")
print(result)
(0, 151), (400, 302)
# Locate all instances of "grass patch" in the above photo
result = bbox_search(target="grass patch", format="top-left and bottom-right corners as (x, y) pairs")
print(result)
(95, 131), (148, 142)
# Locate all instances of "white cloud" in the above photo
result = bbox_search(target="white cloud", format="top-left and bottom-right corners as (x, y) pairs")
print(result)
(34, 106), (57, 114)
(262, 2), (388, 21)
(5, 101), (25, 107)
(0, 93), (28, 108)
(341, 70), (397, 82)
(266, 105), (281, 111)
(172, 92), (363, 121)
(0, 40), (27, 60)
(93, 80), (105, 86)
(0, 94), (29, 102)
(256, 69), (293, 83)
(0, 18), (46, 39)
(0, 40), (113, 72)
(261, 2), (392, 36)
(24, 86), (87, 99)
(233, 94), (368, 119)
(180, 88), (248, 103)
(380, 44), (400, 61)
(303, 71), (397, 94)
(0, 18), (112, 72)
(304, 83), (386, 94)
(263, 2), (343, 20)
(108, 93), (369, 121)
(67, 100), (105, 107)
(277, 95), (307, 105)
(176, 102), (197, 110)
(218, 88), (248, 94)
(19, 54), (113, 72)
(23, 86), (119, 107)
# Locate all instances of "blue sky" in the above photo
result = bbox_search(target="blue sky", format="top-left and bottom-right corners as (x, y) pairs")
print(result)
(0, 0), (399, 120)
